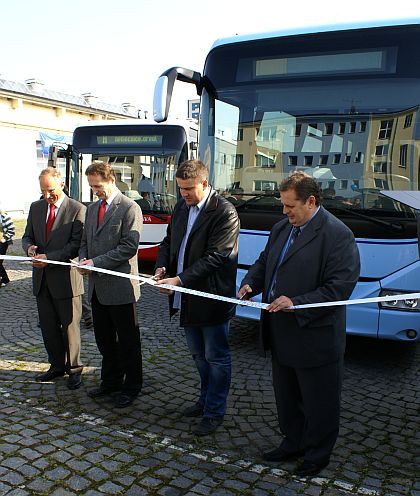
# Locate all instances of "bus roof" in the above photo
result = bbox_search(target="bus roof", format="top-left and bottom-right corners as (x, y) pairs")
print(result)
(74, 118), (197, 131)
(210, 18), (420, 50)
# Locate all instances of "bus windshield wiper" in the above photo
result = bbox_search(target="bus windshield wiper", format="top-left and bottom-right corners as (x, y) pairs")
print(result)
(233, 193), (280, 210)
(326, 205), (405, 233)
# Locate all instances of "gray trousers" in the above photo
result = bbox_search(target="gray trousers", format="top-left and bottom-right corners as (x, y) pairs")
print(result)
(36, 281), (83, 374)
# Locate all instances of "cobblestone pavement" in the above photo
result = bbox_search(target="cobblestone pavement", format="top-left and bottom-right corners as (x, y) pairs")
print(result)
(0, 261), (418, 496)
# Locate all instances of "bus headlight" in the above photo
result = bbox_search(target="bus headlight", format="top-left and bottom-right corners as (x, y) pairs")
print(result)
(379, 290), (420, 311)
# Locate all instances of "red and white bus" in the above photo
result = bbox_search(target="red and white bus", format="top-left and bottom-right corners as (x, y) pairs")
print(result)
(67, 119), (198, 261)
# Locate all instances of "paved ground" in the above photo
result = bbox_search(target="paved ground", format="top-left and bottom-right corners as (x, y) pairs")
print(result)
(0, 260), (418, 496)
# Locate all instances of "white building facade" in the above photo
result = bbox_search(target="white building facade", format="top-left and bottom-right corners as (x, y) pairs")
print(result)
(0, 78), (139, 215)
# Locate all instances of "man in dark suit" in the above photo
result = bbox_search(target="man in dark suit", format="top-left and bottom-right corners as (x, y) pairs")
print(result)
(238, 171), (360, 477)
(155, 160), (240, 436)
(78, 161), (143, 409)
(22, 167), (85, 390)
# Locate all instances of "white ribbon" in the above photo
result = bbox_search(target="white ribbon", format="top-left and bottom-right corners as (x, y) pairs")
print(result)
(1, 255), (419, 310)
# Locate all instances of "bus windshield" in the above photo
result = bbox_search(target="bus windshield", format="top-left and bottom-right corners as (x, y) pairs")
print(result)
(199, 25), (420, 234)
(92, 152), (178, 214)
(73, 123), (194, 214)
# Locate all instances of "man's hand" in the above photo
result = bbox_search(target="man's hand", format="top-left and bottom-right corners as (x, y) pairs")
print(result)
(266, 295), (294, 313)
(237, 284), (253, 302)
(32, 254), (48, 268)
(77, 258), (94, 275)
(27, 245), (38, 257)
(153, 267), (166, 281)
(156, 276), (181, 295)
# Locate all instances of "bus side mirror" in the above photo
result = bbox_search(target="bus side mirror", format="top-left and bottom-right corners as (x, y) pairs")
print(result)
(153, 76), (171, 123)
(153, 67), (202, 123)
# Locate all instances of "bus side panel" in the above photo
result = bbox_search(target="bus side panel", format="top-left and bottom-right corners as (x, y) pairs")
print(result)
(345, 281), (380, 338)
(236, 230), (268, 320)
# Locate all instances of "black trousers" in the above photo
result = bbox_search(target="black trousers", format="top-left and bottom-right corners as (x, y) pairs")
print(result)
(0, 242), (10, 284)
(269, 321), (343, 465)
(91, 291), (142, 395)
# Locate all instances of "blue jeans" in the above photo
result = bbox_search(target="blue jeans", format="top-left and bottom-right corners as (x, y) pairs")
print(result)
(184, 321), (231, 419)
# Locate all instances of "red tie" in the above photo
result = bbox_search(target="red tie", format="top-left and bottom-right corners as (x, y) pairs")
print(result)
(46, 204), (56, 240)
(97, 200), (107, 226)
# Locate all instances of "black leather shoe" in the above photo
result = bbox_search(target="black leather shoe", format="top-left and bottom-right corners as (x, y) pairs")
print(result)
(183, 402), (204, 417)
(262, 447), (305, 462)
(294, 460), (328, 477)
(87, 386), (121, 398)
(192, 417), (223, 436)
(67, 373), (82, 390)
(36, 369), (65, 382)
(114, 393), (137, 408)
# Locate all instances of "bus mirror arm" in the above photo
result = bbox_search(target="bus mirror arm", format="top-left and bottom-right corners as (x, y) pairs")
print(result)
(153, 67), (202, 123)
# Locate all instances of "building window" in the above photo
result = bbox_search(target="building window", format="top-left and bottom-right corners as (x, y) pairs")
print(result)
(359, 121), (367, 132)
(374, 178), (389, 189)
(324, 123), (333, 135)
(378, 120), (393, 139)
(349, 122), (356, 133)
(293, 123), (302, 136)
(307, 124), (318, 136)
(319, 155), (328, 166)
(338, 123), (346, 134)
(375, 144), (389, 156)
(374, 162), (387, 173)
(304, 156), (313, 166)
(339, 180), (348, 189)
(344, 154), (351, 163)
(354, 152), (363, 163)
(399, 144), (408, 168)
(288, 155), (298, 166)
(254, 180), (277, 192)
(404, 114), (413, 128)
(333, 154), (341, 164)
(235, 154), (243, 169)
(255, 153), (275, 168)
(237, 129), (244, 141)
(258, 126), (277, 141)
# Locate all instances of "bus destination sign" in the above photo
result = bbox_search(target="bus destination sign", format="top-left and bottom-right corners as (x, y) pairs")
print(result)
(96, 135), (163, 146)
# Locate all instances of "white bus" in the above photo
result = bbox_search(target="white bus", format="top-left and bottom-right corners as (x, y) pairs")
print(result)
(64, 119), (198, 261)
(153, 20), (420, 341)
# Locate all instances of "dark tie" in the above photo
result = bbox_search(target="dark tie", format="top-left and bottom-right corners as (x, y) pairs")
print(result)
(97, 200), (107, 226)
(268, 226), (301, 302)
(45, 204), (56, 240)
(290, 226), (301, 247)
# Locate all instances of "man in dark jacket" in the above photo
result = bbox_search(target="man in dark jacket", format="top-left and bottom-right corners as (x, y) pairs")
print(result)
(155, 160), (239, 436)
(238, 172), (360, 477)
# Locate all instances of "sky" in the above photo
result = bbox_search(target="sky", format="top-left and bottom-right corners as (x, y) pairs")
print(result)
(1, 0), (420, 119)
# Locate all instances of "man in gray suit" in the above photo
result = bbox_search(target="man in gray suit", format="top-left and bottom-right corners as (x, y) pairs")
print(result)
(78, 161), (143, 409)
(238, 172), (360, 477)
(22, 167), (85, 390)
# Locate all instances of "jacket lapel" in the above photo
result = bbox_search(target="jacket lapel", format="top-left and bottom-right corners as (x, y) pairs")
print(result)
(188, 190), (217, 239)
(173, 202), (189, 253)
(95, 193), (121, 235)
(39, 200), (48, 246)
(46, 196), (68, 244)
(266, 222), (291, 276)
(281, 207), (325, 265)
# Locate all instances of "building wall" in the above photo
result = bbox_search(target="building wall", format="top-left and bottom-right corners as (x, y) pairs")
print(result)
(0, 92), (131, 215)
